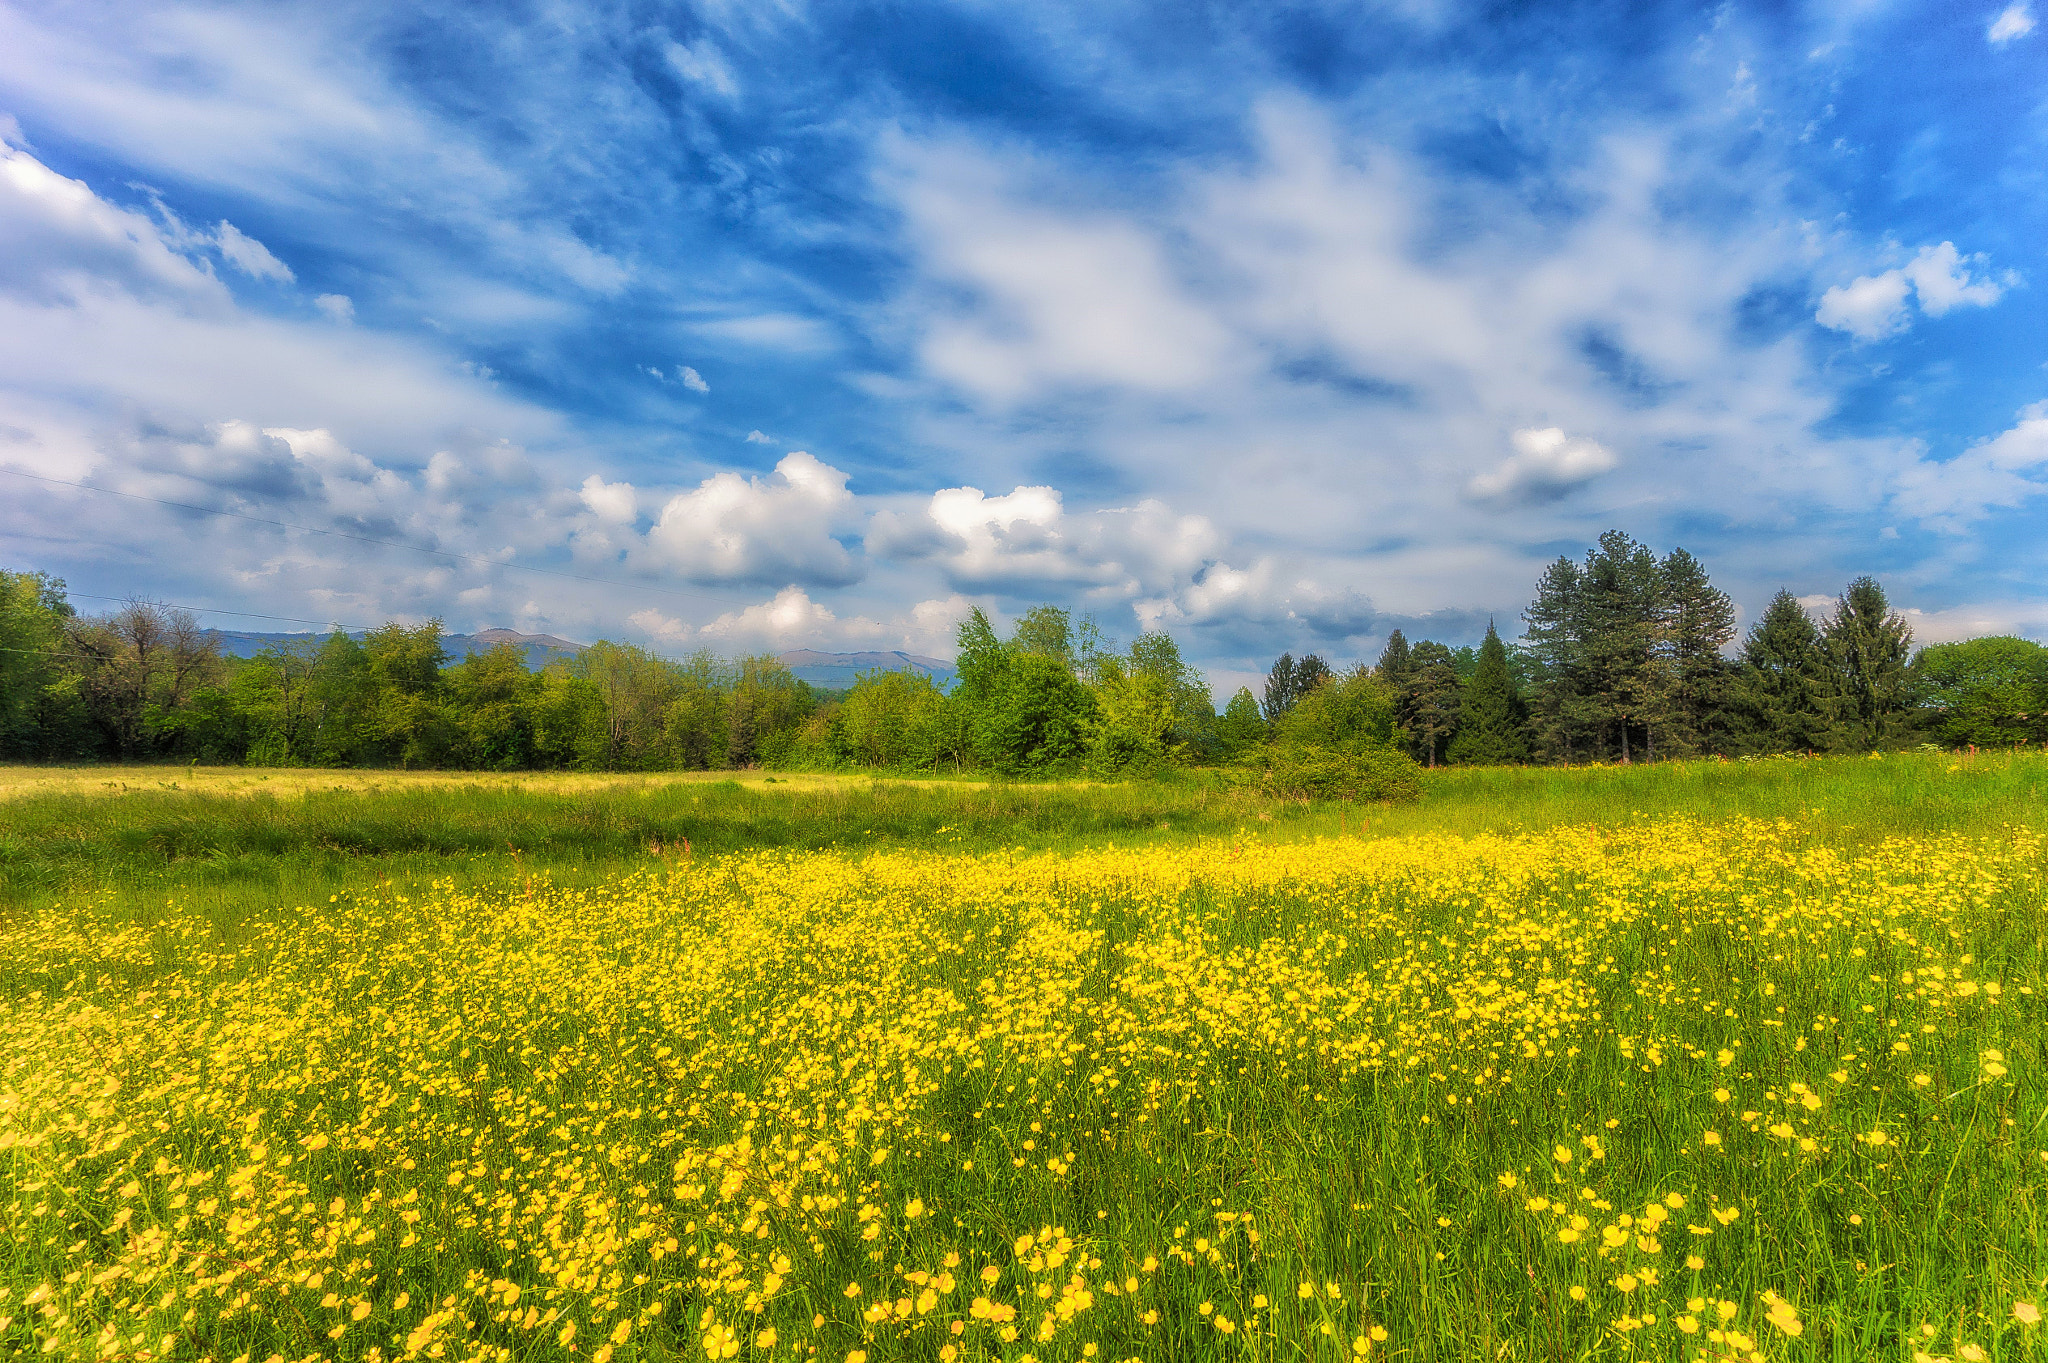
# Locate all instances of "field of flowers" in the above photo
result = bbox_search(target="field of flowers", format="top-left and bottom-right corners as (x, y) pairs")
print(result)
(2, 813), (2044, 1362)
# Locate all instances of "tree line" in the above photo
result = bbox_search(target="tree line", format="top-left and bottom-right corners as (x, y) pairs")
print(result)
(2, 534), (2043, 772)
(1263, 530), (2048, 766)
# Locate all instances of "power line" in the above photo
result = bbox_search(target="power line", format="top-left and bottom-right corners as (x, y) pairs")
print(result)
(0, 466), (755, 608)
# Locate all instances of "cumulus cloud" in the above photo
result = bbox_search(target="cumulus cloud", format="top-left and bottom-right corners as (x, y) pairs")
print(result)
(629, 589), (971, 655)
(314, 293), (353, 323)
(1466, 427), (1619, 506)
(1893, 402), (2048, 530)
(744, 429), (773, 443)
(578, 473), (637, 524)
(1989, 2), (2036, 42)
(872, 484), (1220, 596)
(644, 451), (861, 587)
(1816, 242), (2006, 340)
(678, 365), (709, 393)
(1134, 557), (1379, 643)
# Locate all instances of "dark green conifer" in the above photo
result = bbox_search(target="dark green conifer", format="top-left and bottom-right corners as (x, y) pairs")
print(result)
(1446, 622), (1530, 764)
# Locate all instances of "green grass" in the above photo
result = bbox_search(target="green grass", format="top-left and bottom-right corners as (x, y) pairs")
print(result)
(1, 750), (2040, 923)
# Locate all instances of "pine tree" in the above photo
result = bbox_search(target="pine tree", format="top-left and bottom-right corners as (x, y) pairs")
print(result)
(1657, 547), (1737, 756)
(1294, 653), (1332, 695)
(1523, 556), (1592, 762)
(1732, 590), (1839, 753)
(1403, 640), (1461, 767)
(1446, 622), (1529, 764)
(1824, 576), (1914, 749)
(1578, 531), (1662, 763)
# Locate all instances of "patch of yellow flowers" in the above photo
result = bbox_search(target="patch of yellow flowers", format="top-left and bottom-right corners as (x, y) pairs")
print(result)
(1, 818), (2044, 1360)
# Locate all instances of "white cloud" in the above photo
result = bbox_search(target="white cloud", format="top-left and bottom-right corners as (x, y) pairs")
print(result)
(886, 139), (1233, 402)
(1134, 557), (1379, 642)
(1899, 600), (2048, 644)
(644, 451), (861, 587)
(213, 219), (293, 282)
(664, 39), (739, 98)
(678, 365), (709, 393)
(1817, 242), (2005, 340)
(578, 473), (637, 524)
(631, 588), (976, 656)
(873, 483), (1221, 596)
(1814, 270), (1912, 341)
(689, 313), (837, 354)
(0, 137), (226, 308)
(1989, 2), (2036, 43)
(744, 429), (773, 443)
(1893, 401), (2048, 529)
(1466, 427), (1619, 506)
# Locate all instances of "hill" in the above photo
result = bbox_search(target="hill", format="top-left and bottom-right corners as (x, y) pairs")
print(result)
(776, 649), (954, 690)
(201, 628), (582, 670)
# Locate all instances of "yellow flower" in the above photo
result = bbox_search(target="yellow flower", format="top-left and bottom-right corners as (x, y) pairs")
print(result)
(1553, 1144), (1573, 1165)
(2016, 1302), (2043, 1326)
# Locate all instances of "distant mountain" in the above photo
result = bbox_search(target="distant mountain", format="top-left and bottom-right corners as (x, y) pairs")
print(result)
(777, 649), (954, 690)
(202, 628), (582, 670)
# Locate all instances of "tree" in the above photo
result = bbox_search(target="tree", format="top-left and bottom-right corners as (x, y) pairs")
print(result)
(1274, 665), (1397, 749)
(1126, 630), (1215, 757)
(1731, 591), (1839, 753)
(1824, 576), (1914, 748)
(1215, 687), (1267, 759)
(978, 652), (1096, 773)
(1658, 547), (1737, 755)
(0, 569), (73, 758)
(1446, 621), (1529, 765)
(1403, 640), (1461, 767)
(836, 668), (953, 769)
(1578, 531), (1662, 762)
(1011, 605), (1077, 668)
(1523, 556), (1595, 762)
(1263, 654), (1297, 721)
(1911, 636), (2048, 748)
(446, 643), (538, 769)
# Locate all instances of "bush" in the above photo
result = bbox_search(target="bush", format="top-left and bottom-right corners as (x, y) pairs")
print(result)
(1264, 741), (1423, 803)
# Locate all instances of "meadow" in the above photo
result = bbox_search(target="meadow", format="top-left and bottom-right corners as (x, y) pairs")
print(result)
(1, 752), (2045, 1362)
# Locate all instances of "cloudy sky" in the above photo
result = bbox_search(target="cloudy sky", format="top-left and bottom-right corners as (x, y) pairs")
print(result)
(1, 0), (2043, 691)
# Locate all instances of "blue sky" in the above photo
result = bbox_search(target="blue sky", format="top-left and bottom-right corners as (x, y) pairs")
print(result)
(1, 0), (2043, 691)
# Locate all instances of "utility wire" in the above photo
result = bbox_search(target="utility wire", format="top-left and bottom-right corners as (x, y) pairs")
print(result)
(1, 466), (754, 608)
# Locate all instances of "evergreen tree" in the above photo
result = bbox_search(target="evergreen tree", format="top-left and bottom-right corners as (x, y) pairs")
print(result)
(1523, 555), (1594, 762)
(1446, 622), (1529, 764)
(1375, 630), (1413, 687)
(1578, 530), (1662, 762)
(1732, 590), (1839, 753)
(1824, 576), (1914, 749)
(1294, 653), (1332, 695)
(1403, 640), (1461, 766)
(1657, 547), (1737, 756)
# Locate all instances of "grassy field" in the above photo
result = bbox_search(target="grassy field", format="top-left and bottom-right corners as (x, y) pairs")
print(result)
(2, 752), (2045, 1362)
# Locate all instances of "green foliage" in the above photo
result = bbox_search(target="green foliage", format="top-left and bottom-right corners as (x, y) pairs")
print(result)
(1263, 740), (1423, 803)
(1446, 622), (1529, 765)
(833, 668), (958, 769)
(1214, 687), (1266, 760)
(1824, 575), (1916, 748)
(1273, 665), (1396, 749)
(0, 569), (74, 758)
(1401, 640), (1461, 766)
(1733, 590), (1841, 754)
(1912, 635), (2048, 747)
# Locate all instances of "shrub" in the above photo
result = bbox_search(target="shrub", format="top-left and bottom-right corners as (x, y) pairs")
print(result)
(1264, 741), (1423, 803)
